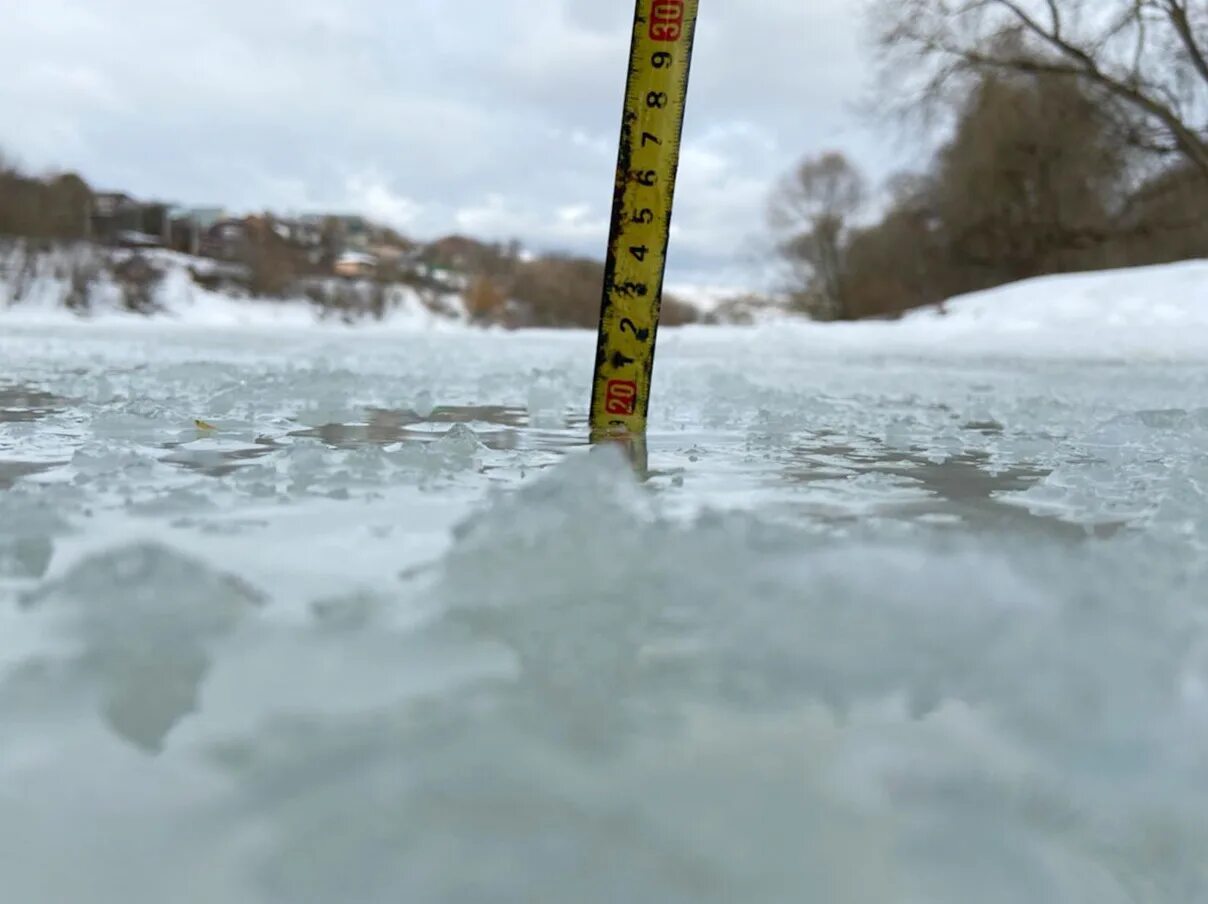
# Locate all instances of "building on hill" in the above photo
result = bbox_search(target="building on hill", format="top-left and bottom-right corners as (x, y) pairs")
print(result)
(416, 263), (470, 291)
(368, 237), (417, 268)
(115, 230), (163, 249)
(187, 208), (226, 231)
(334, 251), (379, 279)
(201, 218), (253, 262)
(167, 207), (226, 255)
(271, 216), (324, 251)
(90, 194), (177, 247)
(421, 235), (523, 280)
(322, 215), (373, 251)
(92, 194), (156, 246)
(91, 192), (138, 225)
(141, 203), (172, 246)
(424, 234), (489, 271)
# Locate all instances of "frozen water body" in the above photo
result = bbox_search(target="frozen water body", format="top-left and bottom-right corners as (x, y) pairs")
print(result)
(3, 263), (1208, 902)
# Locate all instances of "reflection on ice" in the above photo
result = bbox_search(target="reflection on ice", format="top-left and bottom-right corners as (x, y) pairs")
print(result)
(20, 543), (262, 752)
(0, 385), (65, 424)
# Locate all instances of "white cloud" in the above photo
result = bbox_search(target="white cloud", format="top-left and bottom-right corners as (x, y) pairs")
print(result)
(453, 195), (515, 235)
(452, 195), (609, 249)
(345, 171), (424, 231)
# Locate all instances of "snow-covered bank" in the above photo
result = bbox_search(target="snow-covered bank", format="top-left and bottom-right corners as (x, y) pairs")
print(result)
(0, 268), (472, 332)
(1, 242), (750, 331)
(0, 243), (471, 330)
(4, 242), (1207, 352)
(913, 258), (1208, 337)
(665, 259), (1208, 362)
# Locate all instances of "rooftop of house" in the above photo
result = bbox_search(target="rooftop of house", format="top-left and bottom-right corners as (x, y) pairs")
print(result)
(336, 251), (379, 266)
(174, 207), (227, 227)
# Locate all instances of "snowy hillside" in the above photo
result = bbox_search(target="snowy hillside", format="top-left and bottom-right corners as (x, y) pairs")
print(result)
(688, 259), (1208, 361)
(914, 259), (1208, 331)
(3, 241), (1206, 346)
(0, 243), (472, 330)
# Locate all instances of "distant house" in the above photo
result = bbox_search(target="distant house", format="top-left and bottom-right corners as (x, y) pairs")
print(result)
(300, 214), (374, 253)
(416, 263), (470, 291)
(167, 207), (225, 256)
(334, 251), (378, 279)
(201, 218), (252, 262)
(334, 215), (373, 250)
(422, 234), (506, 276)
(426, 234), (481, 269)
(188, 208), (227, 231)
(273, 217), (324, 250)
(368, 240), (415, 267)
(91, 193), (173, 246)
(115, 229), (163, 249)
(90, 193), (141, 243)
(140, 203), (173, 245)
(92, 192), (135, 218)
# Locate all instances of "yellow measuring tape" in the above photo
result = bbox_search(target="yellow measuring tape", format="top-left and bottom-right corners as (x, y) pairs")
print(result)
(590, 0), (700, 439)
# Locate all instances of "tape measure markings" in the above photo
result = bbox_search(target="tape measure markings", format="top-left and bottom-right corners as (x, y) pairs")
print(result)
(590, 0), (699, 438)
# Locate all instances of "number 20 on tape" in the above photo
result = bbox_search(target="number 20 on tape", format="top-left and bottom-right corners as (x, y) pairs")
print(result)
(605, 380), (639, 416)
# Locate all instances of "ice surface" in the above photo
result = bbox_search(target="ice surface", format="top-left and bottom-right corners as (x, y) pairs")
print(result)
(19, 543), (262, 752)
(2, 262), (1208, 902)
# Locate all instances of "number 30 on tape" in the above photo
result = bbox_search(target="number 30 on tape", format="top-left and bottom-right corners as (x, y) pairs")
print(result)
(650, 1), (686, 41)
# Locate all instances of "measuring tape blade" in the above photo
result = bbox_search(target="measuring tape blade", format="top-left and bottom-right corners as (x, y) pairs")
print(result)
(590, 0), (700, 439)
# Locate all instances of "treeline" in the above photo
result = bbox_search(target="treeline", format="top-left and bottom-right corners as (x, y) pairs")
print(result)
(243, 227), (697, 327)
(464, 253), (698, 328)
(775, 0), (1208, 320)
(0, 154), (92, 242)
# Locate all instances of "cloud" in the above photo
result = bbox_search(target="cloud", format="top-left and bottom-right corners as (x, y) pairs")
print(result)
(0, 0), (889, 283)
(344, 171), (425, 231)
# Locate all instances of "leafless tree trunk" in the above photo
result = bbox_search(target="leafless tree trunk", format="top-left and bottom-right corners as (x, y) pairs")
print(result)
(769, 152), (866, 319)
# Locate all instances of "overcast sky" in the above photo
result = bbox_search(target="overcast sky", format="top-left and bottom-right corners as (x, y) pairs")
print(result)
(1, 0), (907, 287)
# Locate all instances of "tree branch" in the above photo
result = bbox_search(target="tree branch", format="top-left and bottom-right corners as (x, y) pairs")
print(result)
(993, 0), (1101, 72)
(1045, 0), (1062, 39)
(924, 1), (1208, 179)
(1162, 0), (1208, 89)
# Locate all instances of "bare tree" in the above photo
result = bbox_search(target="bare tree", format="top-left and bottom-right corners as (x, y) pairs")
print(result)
(871, 0), (1208, 179)
(833, 70), (1140, 319)
(931, 73), (1129, 280)
(462, 275), (509, 324)
(244, 217), (298, 298)
(769, 152), (866, 319)
(0, 150), (93, 242)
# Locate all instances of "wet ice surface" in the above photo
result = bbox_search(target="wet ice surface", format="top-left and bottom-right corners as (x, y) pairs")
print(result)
(2, 320), (1208, 903)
